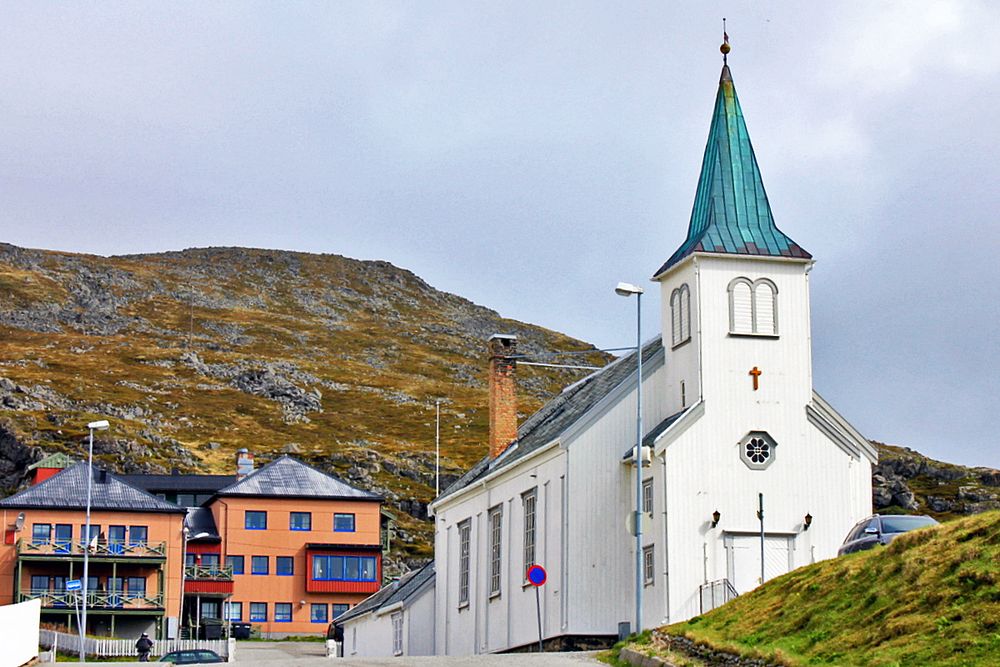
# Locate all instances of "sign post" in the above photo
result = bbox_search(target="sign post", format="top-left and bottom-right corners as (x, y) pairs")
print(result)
(67, 579), (82, 659)
(526, 565), (547, 652)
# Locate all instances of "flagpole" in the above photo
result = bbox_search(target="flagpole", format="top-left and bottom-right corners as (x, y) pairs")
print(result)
(435, 400), (441, 496)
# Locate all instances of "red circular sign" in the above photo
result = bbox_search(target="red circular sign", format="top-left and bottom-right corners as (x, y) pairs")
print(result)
(526, 564), (547, 586)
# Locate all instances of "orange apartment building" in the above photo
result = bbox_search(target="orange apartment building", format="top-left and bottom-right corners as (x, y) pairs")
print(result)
(0, 452), (385, 639)
(0, 462), (186, 638)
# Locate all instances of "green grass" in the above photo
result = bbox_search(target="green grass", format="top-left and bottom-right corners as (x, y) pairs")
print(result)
(667, 511), (1000, 666)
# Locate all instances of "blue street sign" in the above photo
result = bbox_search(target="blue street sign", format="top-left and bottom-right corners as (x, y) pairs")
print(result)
(526, 564), (547, 587)
(66, 579), (82, 591)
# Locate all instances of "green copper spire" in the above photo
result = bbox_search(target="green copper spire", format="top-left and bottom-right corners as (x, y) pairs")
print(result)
(654, 57), (810, 277)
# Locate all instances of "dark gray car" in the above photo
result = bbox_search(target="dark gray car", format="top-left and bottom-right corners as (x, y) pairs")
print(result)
(838, 514), (939, 556)
(158, 649), (224, 664)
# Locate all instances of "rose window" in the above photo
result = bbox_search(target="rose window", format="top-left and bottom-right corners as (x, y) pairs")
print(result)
(745, 438), (770, 463)
(739, 431), (777, 470)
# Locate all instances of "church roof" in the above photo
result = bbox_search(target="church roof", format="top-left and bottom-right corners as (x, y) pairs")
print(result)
(0, 463), (185, 514)
(438, 337), (665, 501)
(654, 64), (810, 277)
(215, 455), (380, 501)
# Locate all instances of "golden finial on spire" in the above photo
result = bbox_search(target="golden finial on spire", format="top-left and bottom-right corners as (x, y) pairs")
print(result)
(721, 18), (731, 63)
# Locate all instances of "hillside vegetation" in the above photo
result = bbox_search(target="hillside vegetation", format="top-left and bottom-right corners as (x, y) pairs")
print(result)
(0, 243), (606, 567)
(663, 511), (1000, 666)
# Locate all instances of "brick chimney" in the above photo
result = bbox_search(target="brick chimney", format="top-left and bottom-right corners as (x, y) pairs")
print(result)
(488, 334), (518, 459)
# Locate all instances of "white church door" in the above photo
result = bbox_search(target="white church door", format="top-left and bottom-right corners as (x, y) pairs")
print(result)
(724, 534), (793, 594)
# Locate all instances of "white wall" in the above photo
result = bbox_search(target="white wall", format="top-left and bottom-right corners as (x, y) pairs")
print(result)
(344, 608), (393, 657)
(0, 598), (40, 667)
(563, 356), (669, 635)
(405, 581), (435, 656)
(433, 444), (566, 655)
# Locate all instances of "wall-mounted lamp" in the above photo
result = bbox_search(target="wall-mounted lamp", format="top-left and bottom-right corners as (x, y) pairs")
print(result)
(804, 513), (813, 530)
(711, 510), (721, 528)
(299, 599), (307, 606)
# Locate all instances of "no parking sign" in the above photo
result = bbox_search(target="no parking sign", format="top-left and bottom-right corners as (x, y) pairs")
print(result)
(526, 564), (546, 651)
(526, 564), (547, 587)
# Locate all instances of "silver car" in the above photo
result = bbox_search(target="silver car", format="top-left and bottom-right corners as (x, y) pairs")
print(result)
(838, 514), (939, 556)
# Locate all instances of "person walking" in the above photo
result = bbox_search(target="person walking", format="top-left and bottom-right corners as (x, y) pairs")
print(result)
(135, 632), (154, 662)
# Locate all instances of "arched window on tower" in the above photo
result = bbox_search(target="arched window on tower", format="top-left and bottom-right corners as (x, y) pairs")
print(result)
(670, 284), (691, 347)
(728, 277), (778, 336)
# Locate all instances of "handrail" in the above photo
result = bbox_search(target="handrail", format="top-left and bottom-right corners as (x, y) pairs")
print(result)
(699, 578), (738, 613)
(184, 564), (234, 580)
(21, 588), (164, 609)
(16, 537), (167, 558)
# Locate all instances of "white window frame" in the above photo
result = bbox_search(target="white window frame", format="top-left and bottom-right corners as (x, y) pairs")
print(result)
(642, 478), (653, 514)
(643, 545), (655, 585)
(457, 520), (471, 608)
(727, 277), (779, 337)
(670, 284), (692, 348)
(488, 505), (503, 598)
(522, 489), (537, 581)
(391, 611), (403, 656)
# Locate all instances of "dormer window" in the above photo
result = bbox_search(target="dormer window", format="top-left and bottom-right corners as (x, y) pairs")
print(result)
(670, 284), (691, 347)
(728, 278), (778, 336)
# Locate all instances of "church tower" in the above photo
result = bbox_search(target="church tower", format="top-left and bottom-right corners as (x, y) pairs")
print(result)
(652, 39), (813, 421)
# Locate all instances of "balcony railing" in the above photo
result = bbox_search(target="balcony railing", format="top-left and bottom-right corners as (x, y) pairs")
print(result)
(184, 564), (233, 581)
(17, 538), (167, 559)
(20, 588), (164, 610)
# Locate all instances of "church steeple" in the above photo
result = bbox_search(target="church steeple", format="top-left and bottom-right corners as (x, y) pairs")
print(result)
(653, 40), (810, 278)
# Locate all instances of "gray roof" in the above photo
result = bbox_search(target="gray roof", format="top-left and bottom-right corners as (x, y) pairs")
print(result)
(0, 463), (185, 514)
(621, 409), (687, 460)
(337, 561), (435, 624)
(439, 336), (664, 500)
(120, 473), (237, 494)
(185, 507), (221, 540)
(217, 455), (380, 500)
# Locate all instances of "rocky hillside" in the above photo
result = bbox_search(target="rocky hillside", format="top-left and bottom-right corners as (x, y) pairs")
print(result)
(873, 442), (1000, 518)
(0, 242), (607, 570)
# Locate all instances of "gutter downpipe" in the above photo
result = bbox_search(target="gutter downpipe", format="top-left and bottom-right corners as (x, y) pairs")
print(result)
(659, 451), (670, 624)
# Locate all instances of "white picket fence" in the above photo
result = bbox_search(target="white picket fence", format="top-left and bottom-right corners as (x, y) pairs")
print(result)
(39, 629), (232, 661)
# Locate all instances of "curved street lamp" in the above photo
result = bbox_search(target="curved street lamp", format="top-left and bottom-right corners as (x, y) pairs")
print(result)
(615, 282), (643, 636)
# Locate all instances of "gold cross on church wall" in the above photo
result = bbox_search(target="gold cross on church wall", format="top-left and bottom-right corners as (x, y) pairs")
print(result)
(749, 366), (762, 391)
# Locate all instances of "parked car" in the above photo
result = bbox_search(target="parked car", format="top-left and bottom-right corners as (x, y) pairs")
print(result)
(158, 649), (224, 664)
(838, 514), (939, 555)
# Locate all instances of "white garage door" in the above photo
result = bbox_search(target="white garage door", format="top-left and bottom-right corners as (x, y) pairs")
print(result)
(725, 534), (793, 594)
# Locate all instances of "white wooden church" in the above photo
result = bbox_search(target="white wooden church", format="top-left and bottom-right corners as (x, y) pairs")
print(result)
(426, 51), (876, 656)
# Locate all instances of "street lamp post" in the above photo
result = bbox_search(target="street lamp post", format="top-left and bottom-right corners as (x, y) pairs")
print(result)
(81, 419), (109, 662)
(615, 282), (644, 636)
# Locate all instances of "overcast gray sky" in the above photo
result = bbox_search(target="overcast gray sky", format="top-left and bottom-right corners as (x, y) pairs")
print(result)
(1, 2), (997, 468)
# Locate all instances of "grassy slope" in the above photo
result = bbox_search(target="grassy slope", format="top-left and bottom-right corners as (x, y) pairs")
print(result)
(670, 511), (1000, 666)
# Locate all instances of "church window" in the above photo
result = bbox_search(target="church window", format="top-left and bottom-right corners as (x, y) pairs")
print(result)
(457, 520), (471, 607)
(391, 612), (403, 656)
(739, 431), (777, 470)
(488, 506), (503, 597)
(643, 545), (655, 585)
(642, 478), (653, 514)
(728, 278), (778, 336)
(522, 490), (537, 579)
(670, 284), (692, 347)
